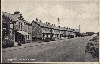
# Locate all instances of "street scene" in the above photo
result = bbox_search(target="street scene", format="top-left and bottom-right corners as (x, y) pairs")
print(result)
(2, 34), (99, 62)
(1, 0), (99, 63)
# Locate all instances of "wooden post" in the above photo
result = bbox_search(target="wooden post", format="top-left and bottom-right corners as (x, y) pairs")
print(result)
(58, 18), (60, 42)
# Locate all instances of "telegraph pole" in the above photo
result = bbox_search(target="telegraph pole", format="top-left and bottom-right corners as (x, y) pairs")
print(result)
(57, 18), (60, 42)
(79, 25), (80, 33)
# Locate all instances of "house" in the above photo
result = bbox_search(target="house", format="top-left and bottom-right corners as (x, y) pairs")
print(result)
(31, 19), (42, 41)
(23, 21), (32, 42)
(46, 23), (60, 40)
(67, 28), (75, 38)
(2, 11), (31, 44)
(59, 27), (67, 38)
(32, 19), (59, 41)
(73, 29), (80, 37)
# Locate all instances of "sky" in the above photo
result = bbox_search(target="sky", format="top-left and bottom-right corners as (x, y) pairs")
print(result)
(1, 0), (99, 32)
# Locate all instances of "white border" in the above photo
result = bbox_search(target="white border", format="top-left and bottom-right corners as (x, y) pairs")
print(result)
(1, 0), (100, 63)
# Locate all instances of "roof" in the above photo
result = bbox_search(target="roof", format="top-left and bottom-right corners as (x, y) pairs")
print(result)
(33, 21), (48, 28)
(59, 27), (66, 31)
(42, 31), (51, 34)
(24, 20), (31, 25)
(2, 12), (20, 21)
(73, 29), (80, 32)
(17, 31), (28, 35)
(48, 24), (59, 30)
(68, 29), (73, 32)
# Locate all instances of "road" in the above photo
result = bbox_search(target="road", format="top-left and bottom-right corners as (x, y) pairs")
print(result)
(2, 36), (98, 63)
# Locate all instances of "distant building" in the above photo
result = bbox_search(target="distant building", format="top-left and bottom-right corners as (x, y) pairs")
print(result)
(86, 32), (94, 36)
(59, 27), (67, 38)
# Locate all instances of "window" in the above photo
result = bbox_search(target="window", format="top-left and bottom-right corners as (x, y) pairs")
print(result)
(26, 35), (27, 40)
(19, 22), (20, 29)
(28, 26), (29, 30)
(28, 35), (29, 39)
(21, 23), (22, 29)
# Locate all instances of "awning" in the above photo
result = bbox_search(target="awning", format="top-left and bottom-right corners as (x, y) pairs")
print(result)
(17, 31), (28, 35)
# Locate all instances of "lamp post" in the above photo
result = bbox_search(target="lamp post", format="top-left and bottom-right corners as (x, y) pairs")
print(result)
(57, 18), (60, 42)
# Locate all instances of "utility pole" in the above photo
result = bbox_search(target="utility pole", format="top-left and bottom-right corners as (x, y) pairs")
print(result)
(79, 25), (80, 33)
(57, 18), (60, 42)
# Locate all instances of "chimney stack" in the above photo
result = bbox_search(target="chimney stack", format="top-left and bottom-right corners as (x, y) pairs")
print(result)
(46, 22), (48, 24)
(14, 11), (20, 14)
(39, 20), (42, 22)
(54, 24), (55, 26)
(58, 26), (60, 28)
(36, 18), (38, 22)
(48, 23), (50, 25)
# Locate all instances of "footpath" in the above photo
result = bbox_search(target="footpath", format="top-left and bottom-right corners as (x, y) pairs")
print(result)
(2, 37), (69, 52)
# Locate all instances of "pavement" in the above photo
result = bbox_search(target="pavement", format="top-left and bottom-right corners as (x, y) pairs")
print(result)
(2, 36), (99, 63)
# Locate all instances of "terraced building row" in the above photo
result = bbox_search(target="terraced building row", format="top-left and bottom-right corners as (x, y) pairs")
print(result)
(2, 11), (80, 46)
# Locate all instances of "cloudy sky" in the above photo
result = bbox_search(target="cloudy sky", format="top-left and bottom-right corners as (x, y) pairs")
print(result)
(2, 0), (99, 32)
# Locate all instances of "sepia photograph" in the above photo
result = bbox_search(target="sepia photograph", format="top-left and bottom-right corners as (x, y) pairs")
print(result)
(1, 0), (99, 63)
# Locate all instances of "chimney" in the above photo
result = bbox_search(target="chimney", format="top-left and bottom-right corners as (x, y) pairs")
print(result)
(48, 23), (50, 25)
(57, 18), (60, 21)
(39, 20), (42, 22)
(46, 22), (48, 24)
(14, 11), (20, 14)
(54, 24), (55, 26)
(36, 18), (38, 22)
(58, 26), (60, 28)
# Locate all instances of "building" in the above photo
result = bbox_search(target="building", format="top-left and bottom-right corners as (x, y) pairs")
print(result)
(2, 11), (32, 44)
(31, 19), (42, 41)
(73, 29), (80, 37)
(23, 21), (32, 42)
(59, 27), (67, 38)
(2, 11), (81, 45)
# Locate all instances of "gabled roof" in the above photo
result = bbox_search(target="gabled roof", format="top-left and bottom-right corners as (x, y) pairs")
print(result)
(73, 29), (80, 32)
(24, 20), (31, 25)
(59, 27), (67, 31)
(42, 31), (51, 34)
(47, 24), (59, 30)
(68, 29), (73, 32)
(33, 21), (48, 28)
(2, 12), (20, 21)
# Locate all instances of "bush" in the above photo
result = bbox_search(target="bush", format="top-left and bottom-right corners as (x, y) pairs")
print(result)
(2, 39), (14, 48)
